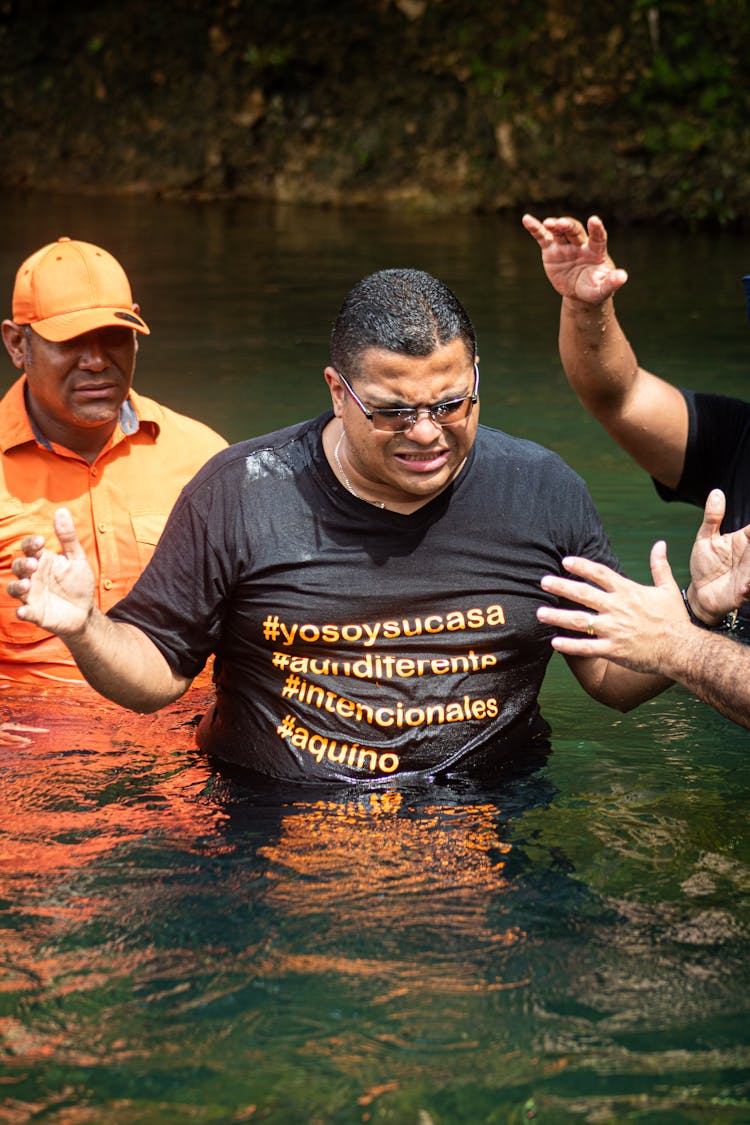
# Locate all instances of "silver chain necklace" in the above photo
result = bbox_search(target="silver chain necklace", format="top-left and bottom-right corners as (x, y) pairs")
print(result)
(333, 430), (386, 509)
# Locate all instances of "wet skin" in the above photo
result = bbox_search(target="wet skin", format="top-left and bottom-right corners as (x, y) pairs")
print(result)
(1, 322), (138, 462)
(324, 339), (479, 513)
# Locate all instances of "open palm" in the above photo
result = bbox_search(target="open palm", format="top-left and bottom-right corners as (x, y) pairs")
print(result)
(10, 509), (95, 638)
(522, 214), (628, 304)
(689, 490), (750, 619)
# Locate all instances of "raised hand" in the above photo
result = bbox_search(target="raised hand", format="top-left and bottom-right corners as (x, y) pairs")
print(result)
(8, 508), (95, 638)
(522, 213), (629, 305)
(687, 488), (750, 623)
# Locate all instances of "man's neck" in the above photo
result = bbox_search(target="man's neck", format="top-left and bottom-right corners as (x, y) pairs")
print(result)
(24, 391), (118, 465)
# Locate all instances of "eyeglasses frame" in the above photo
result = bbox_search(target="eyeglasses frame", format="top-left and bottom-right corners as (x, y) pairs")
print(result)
(336, 362), (480, 433)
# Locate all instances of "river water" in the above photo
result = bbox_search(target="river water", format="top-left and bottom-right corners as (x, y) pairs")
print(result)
(1, 190), (748, 1123)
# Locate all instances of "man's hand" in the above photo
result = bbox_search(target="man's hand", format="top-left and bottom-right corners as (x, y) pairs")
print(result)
(686, 488), (750, 624)
(536, 542), (689, 675)
(521, 213), (629, 305)
(8, 508), (95, 637)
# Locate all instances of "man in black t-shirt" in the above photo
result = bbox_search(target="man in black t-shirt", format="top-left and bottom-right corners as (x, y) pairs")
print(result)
(8, 269), (748, 782)
(523, 211), (750, 639)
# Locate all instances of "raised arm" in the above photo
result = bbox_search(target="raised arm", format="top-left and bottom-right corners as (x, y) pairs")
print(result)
(522, 212), (689, 489)
(8, 508), (191, 711)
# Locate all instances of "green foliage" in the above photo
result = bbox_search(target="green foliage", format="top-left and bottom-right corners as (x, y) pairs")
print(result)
(242, 44), (295, 70)
(0, 0), (748, 226)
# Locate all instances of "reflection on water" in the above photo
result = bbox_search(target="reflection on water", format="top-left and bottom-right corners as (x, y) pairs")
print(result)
(253, 793), (523, 994)
(2, 684), (748, 1122)
(1, 192), (749, 1122)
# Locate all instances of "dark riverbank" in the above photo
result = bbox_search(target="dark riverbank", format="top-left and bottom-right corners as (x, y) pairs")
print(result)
(2, 0), (749, 227)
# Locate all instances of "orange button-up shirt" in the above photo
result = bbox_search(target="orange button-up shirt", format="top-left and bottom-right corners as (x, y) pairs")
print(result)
(0, 376), (227, 683)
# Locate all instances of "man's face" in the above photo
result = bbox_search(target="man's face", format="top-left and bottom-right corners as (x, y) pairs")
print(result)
(325, 338), (479, 508)
(8, 324), (137, 446)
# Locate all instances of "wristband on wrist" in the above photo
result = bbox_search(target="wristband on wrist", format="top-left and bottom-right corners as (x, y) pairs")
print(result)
(681, 587), (740, 633)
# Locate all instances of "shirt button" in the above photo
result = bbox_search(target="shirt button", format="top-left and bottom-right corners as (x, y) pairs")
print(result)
(98, 522), (107, 533)
(103, 579), (113, 590)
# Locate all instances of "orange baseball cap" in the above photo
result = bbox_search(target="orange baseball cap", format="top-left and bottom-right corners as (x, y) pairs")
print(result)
(11, 237), (150, 342)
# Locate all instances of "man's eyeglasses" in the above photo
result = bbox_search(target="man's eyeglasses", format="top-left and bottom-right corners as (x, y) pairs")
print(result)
(337, 363), (480, 434)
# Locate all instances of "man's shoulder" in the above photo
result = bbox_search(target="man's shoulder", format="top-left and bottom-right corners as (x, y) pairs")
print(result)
(0, 376), (33, 452)
(688, 389), (750, 421)
(129, 389), (227, 449)
(178, 414), (327, 491)
(683, 389), (750, 466)
(475, 424), (579, 475)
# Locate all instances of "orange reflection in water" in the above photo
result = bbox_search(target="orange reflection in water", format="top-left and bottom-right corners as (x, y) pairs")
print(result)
(0, 678), (226, 1070)
(255, 790), (528, 1001)
(0, 677), (226, 921)
(1, 677), (532, 1082)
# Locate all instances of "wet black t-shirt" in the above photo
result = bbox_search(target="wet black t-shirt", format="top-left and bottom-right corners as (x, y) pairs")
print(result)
(110, 414), (618, 783)
(654, 390), (750, 634)
(654, 390), (750, 531)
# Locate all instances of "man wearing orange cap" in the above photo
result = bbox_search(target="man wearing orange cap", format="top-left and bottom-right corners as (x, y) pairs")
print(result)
(0, 237), (227, 683)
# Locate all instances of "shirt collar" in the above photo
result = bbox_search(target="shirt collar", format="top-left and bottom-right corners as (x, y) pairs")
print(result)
(119, 397), (139, 435)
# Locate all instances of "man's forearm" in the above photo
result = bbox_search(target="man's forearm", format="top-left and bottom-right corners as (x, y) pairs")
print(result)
(559, 296), (639, 410)
(63, 610), (191, 712)
(569, 654), (672, 712)
(655, 626), (750, 730)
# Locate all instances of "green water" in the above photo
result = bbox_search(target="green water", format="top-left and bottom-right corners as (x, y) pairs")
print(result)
(0, 192), (748, 1123)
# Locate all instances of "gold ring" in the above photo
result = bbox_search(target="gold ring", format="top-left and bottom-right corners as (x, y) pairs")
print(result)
(586, 617), (596, 637)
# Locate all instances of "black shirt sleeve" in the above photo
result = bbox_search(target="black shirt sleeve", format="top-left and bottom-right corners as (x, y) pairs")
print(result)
(654, 389), (750, 514)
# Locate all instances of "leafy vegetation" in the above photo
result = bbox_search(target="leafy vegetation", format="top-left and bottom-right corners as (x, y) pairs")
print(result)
(0, 0), (748, 226)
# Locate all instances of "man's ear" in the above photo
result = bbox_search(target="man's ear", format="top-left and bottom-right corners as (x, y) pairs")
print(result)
(1, 321), (29, 369)
(324, 366), (345, 417)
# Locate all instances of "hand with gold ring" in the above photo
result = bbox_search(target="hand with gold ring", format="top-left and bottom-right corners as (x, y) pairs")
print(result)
(536, 543), (692, 674)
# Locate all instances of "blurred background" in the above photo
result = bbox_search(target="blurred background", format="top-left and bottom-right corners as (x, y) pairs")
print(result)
(1, 0), (748, 226)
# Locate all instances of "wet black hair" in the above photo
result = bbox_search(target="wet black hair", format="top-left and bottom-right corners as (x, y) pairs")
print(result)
(330, 268), (477, 377)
